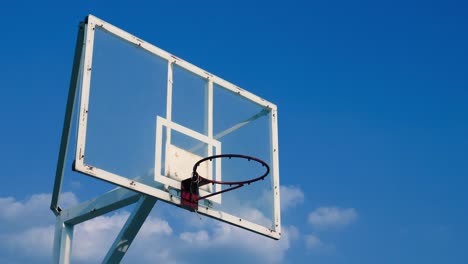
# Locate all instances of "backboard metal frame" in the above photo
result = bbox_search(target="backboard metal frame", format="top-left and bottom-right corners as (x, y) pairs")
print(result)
(51, 14), (281, 263)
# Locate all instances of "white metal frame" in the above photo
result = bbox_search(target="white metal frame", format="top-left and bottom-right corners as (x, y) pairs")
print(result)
(51, 14), (281, 263)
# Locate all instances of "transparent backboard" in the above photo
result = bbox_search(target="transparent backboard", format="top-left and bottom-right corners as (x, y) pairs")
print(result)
(73, 15), (280, 239)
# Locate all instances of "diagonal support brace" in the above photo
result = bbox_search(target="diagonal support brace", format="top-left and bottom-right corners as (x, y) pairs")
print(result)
(102, 195), (157, 263)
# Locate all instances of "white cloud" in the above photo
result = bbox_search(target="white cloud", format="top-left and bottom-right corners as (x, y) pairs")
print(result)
(121, 215), (298, 263)
(138, 216), (173, 238)
(0, 192), (77, 222)
(5, 225), (54, 257)
(0, 192), (299, 264)
(167, 205), (299, 263)
(180, 230), (210, 243)
(305, 234), (322, 249)
(238, 206), (273, 227)
(72, 212), (173, 262)
(305, 207), (358, 253)
(126, 207), (299, 263)
(305, 234), (335, 253)
(0, 192), (172, 264)
(0, 193), (77, 263)
(72, 212), (128, 261)
(280, 185), (304, 210)
(179, 222), (298, 263)
(287, 225), (300, 240)
(308, 207), (358, 229)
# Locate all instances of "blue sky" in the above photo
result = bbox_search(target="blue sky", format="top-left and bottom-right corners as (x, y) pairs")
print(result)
(1, 1), (467, 263)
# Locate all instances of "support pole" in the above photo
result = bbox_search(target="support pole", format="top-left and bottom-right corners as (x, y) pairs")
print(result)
(51, 22), (85, 215)
(53, 218), (74, 264)
(102, 195), (157, 263)
(62, 188), (141, 225)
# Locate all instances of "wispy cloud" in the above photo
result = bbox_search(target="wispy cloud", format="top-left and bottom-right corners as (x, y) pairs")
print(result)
(305, 234), (335, 253)
(305, 234), (323, 249)
(280, 185), (304, 210)
(304, 207), (357, 253)
(180, 230), (210, 243)
(173, 222), (298, 263)
(0, 192), (77, 222)
(4, 225), (54, 258)
(0, 193), (77, 263)
(71, 211), (173, 262)
(0, 192), (298, 264)
(308, 207), (358, 229)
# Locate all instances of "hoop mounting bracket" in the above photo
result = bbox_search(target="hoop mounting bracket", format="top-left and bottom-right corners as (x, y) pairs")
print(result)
(180, 154), (269, 211)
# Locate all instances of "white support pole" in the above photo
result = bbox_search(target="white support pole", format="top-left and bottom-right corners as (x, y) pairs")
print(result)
(51, 22), (85, 215)
(102, 195), (157, 263)
(53, 218), (74, 264)
(62, 188), (141, 225)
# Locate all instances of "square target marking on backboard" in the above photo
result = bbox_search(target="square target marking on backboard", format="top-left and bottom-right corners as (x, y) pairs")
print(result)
(154, 116), (222, 203)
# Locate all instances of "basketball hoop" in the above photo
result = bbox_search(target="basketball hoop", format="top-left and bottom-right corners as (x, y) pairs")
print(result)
(181, 154), (270, 210)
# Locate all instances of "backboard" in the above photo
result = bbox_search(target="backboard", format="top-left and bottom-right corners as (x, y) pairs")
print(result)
(70, 15), (280, 239)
